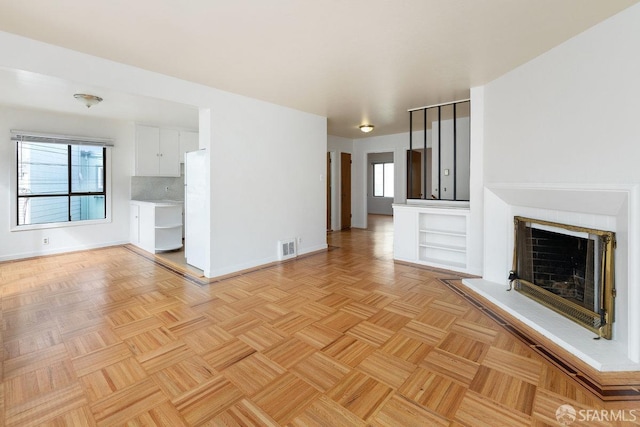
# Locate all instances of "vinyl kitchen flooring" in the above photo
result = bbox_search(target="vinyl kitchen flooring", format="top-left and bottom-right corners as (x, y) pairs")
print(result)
(1, 214), (639, 426)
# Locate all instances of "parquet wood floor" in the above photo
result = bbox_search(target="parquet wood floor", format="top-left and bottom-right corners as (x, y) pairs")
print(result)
(2, 214), (639, 426)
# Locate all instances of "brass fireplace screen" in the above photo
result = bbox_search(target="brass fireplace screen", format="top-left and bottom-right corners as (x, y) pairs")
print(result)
(512, 216), (616, 339)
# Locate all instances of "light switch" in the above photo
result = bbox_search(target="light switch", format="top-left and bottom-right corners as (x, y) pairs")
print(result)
(444, 169), (450, 176)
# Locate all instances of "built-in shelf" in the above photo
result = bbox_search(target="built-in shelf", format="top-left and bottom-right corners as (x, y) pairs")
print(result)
(156, 246), (183, 252)
(155, 223), (182, 229)
(393, 204), (470, 274)
(130, 200), (183, 253)
(419, 242), (466, 252)
(419, 228), (466, 237)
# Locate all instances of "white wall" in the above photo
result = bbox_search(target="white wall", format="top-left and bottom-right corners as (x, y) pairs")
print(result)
(353, 132), (419, 228)
(431, 118), (470, 200)
(481, 3), (640, 361)
(483, 5), (640, 186)
(207, 97), (327, 277)
(468, 87), (485, 277)
(0, 31), (328, 277)
(327, 135), (353, 153)
(0, 106), (133, 260)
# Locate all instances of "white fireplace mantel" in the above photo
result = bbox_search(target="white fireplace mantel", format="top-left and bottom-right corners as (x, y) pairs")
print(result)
(465, 183), (640, 371)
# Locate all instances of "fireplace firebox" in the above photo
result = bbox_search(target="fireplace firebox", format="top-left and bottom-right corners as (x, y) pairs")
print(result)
(511, 216), (616, 339)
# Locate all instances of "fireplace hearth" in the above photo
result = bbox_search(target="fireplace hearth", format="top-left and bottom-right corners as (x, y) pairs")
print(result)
(512, 216), (616, 339)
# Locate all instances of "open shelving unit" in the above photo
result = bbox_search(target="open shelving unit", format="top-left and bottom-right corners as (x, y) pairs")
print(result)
(130, 200), (183, 254)
(418, 211), (467, 270)
(154, 205), (183, 252)
(393, 204), (470, 274)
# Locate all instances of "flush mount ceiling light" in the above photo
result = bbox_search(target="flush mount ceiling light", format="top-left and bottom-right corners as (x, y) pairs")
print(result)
(73, 93), (103, 108)
(359, 124), (374, 133)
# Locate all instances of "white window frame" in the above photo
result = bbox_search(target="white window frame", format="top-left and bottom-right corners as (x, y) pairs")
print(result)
(372, 162), (394, 198)
(10, 131), (113, 232)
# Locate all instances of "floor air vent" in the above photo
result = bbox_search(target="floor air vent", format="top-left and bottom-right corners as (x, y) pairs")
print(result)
(278, 239), (297, 260)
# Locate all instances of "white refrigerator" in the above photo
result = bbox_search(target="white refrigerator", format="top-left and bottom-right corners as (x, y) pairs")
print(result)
(184, 149), (207, 271)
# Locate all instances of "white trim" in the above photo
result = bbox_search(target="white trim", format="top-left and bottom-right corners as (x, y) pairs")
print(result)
(10, 145), (113, 231)
(405, 199), (470, 209)
(0, 240), (128, 262)
(11, 217), (111, 232)
(207, 243), (328, 278)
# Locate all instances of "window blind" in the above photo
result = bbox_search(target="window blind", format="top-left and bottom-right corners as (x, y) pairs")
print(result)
(11, 130), (114, 147)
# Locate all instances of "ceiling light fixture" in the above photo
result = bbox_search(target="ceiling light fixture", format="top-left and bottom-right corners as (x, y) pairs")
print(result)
(359, 124), (374, 133)
(73, 93), (103, 108)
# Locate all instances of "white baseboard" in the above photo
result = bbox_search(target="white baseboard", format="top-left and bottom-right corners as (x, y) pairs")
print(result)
(0, 240), (129, 262)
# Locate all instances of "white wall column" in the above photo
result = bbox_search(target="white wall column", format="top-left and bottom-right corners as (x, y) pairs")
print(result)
(468, 87), (485, 276)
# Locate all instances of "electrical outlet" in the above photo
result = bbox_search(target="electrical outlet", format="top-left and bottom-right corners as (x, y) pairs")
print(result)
(298, 237), (302, 245)
(43, 237), (49, 245)
(164, 186), (170, 192)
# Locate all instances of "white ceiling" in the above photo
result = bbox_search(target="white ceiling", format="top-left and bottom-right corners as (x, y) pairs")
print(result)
(0, 0), (637, 138)
(0, 67), (199, 129)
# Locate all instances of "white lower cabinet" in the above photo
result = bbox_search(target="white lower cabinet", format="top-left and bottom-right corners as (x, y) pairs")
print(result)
(130, 204), (140, 244)
(130, 200), (183, 253)
(393, 204), (470, 274)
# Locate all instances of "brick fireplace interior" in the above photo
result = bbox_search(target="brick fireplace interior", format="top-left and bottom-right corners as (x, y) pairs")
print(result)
(520, 227), (596, 312)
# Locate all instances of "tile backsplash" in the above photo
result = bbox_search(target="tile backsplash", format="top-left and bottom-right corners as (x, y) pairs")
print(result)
(131, 174), (184, 201)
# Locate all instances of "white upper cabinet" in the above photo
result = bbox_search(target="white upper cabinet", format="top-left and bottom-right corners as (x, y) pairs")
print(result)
(158, 128), (180, 176)
(135, 125), (180, 176)
(135, 125), (160, 176)
(179, 130), (199, 163)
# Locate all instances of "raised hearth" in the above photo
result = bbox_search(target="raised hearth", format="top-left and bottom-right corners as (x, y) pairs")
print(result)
(479, 183), (640, 371)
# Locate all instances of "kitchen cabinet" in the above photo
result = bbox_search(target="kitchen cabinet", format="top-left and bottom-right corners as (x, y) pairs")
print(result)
(179, 130), (198, 163)
(130, 200), (183, 253)
(130, 203), (140, 244)
(135, 125), (180, 176)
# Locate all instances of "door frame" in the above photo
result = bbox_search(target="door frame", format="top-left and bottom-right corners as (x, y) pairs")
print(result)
(340, 152), (352, 229)
(326, 152), (331, 231)
(367, 151), (396, 217)
(407, 149), (422, 199)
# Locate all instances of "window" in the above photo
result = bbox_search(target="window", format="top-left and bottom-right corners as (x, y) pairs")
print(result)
(373, 162), (394, 197)
(16, 137), (108, 226)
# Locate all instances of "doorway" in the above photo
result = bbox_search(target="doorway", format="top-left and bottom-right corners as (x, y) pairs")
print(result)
(326, 152), (331, 231)
(367, 152), (394, 216)
(407, 150), (422, 199)
(341, 152), (351, 229)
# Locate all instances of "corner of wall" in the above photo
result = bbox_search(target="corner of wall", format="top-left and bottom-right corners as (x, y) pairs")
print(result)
(468, 86), (485, 276)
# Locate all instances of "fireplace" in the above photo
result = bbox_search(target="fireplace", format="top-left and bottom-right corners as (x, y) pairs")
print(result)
(511, 216), (616, 339)
(463, 183), (638, 369)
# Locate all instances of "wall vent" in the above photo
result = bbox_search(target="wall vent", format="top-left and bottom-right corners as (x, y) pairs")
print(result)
(278, 239), (297, 260)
